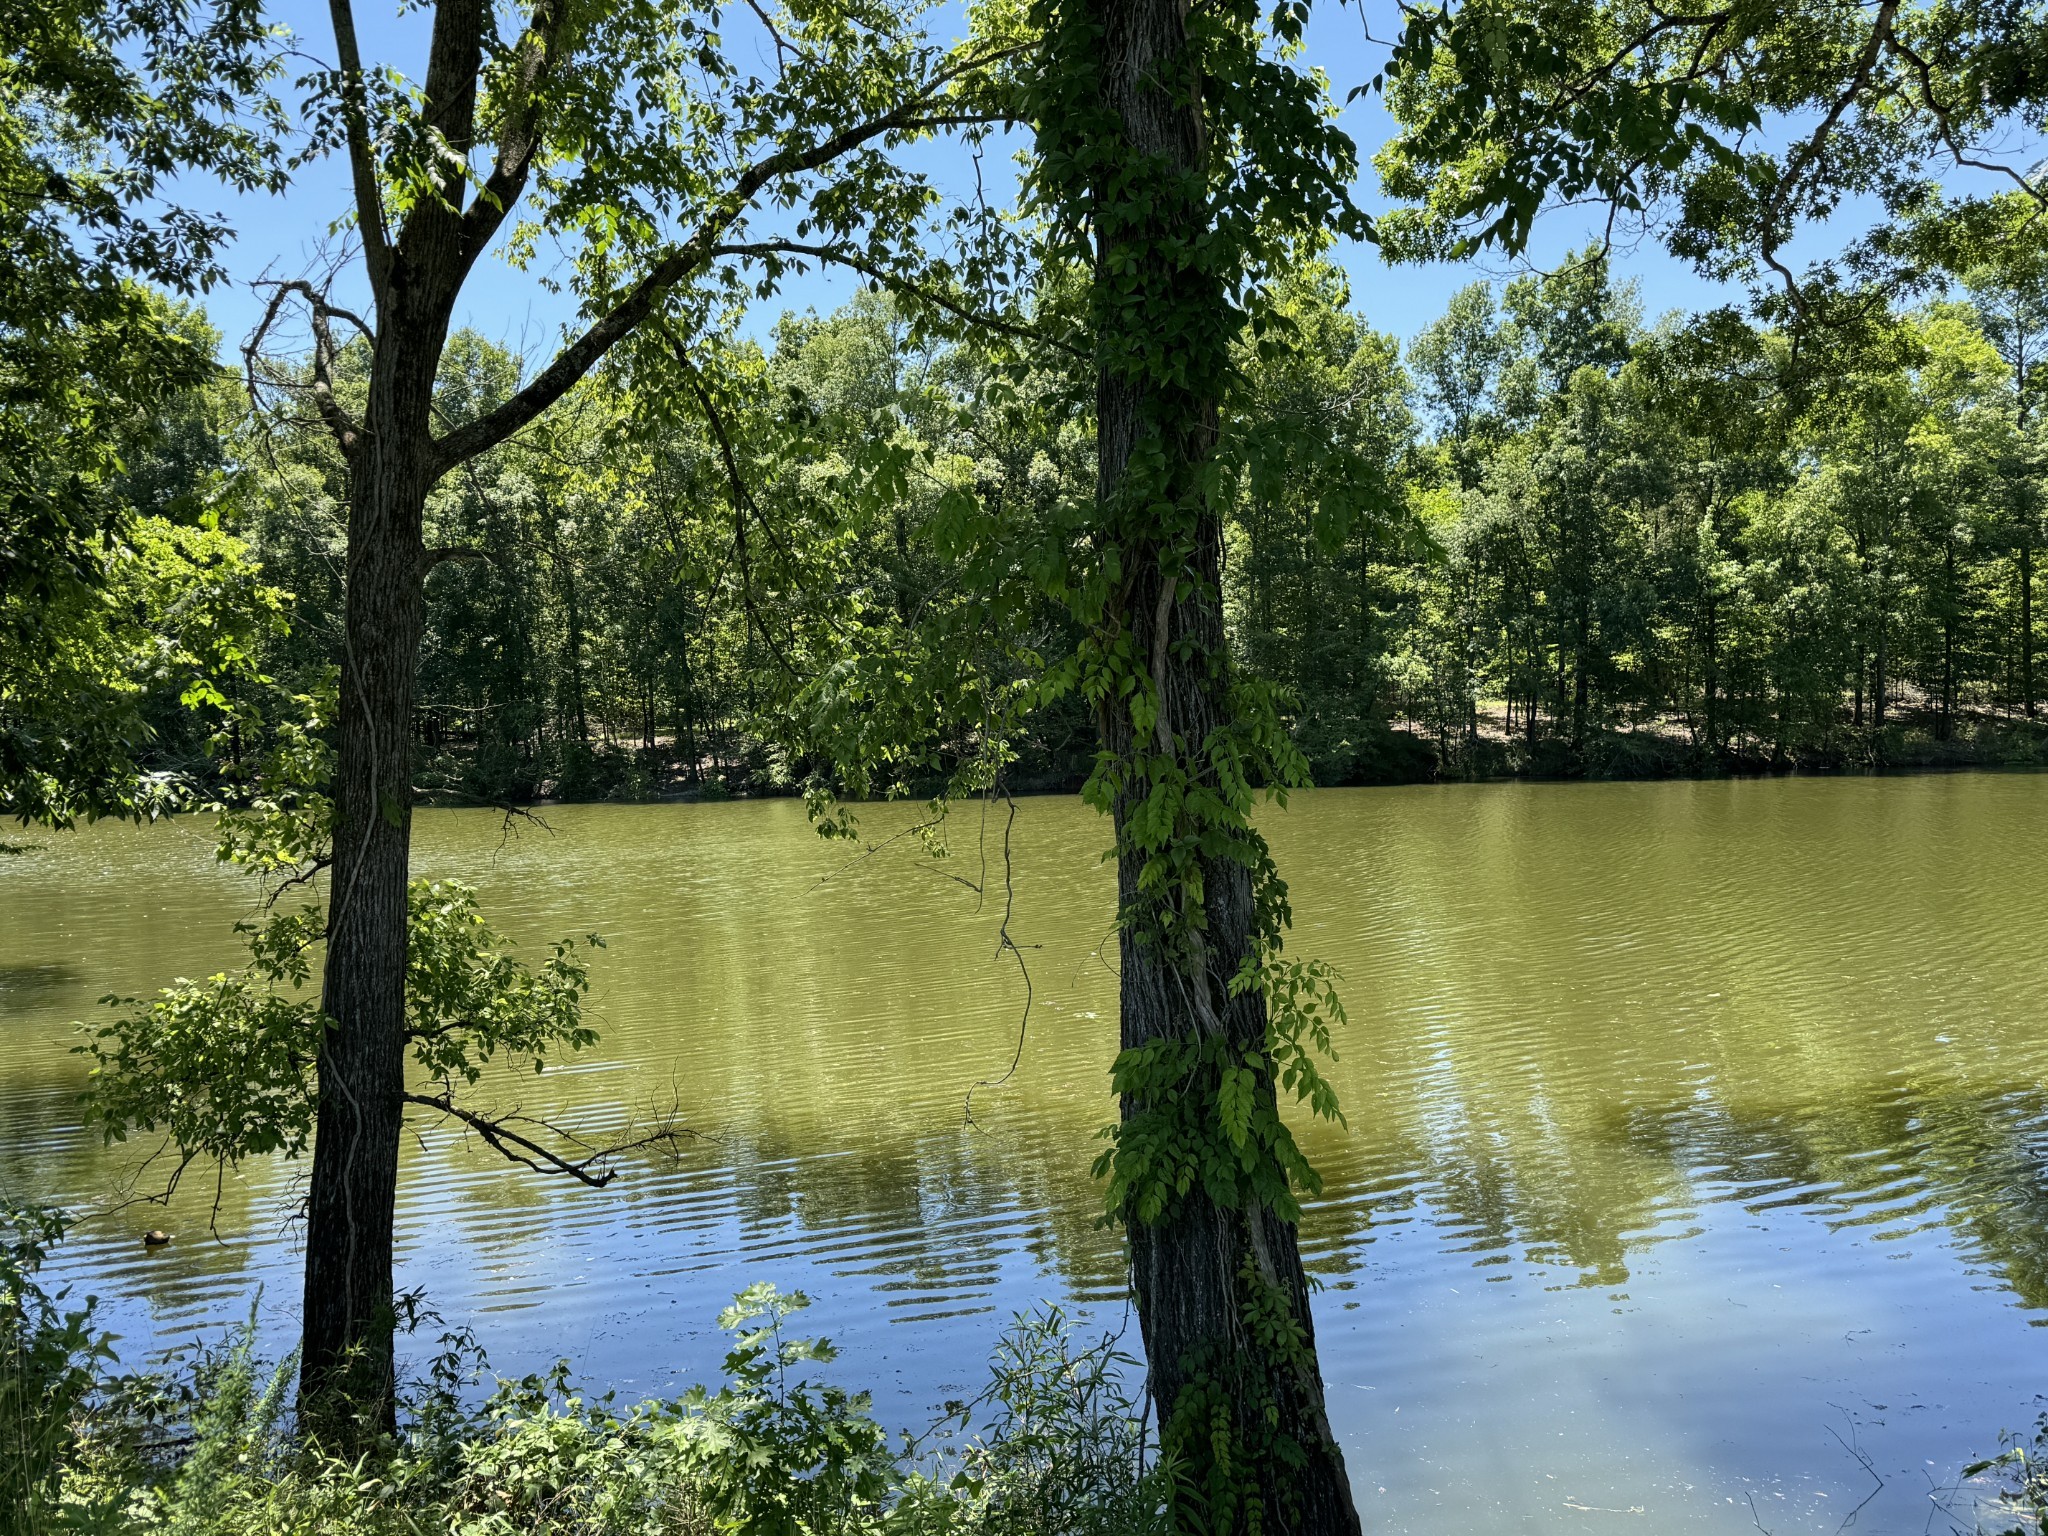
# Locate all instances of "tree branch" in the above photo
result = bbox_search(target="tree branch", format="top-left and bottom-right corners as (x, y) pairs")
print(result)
(1760, 0), (1898, 255)
(706, 239), (1081, 353)
(670, 341), (807, 678)
(325, 0), (393, 300)
(455, 0), (575, 272)
(430, 95), (1016, 473)
(1886, 32), (2048, 208)
(417, 0), (488, 219)
(244, 279), (362, 453)
(404, 1088), (696, 1187)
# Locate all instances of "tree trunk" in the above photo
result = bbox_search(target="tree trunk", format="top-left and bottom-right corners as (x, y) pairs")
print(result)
(1702, 588), (1718, 756)
(2023, 539), (2035, 719)
(1942, 541), (1956, 741)
(1083, 0), (1361, 1526)
(1554, 622), (1568, 727)
(302, 406), (434, 1441)
(558, 532), (592, 746)
(1105, 556), (1360, 1534)
(298, 136), (474, 1427)
(1571, 605), (1589, 754)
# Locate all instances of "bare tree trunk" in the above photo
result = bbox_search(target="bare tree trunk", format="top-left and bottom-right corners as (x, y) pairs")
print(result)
(302, 359), (437, 1441)
(2023, 539), (2035, 719)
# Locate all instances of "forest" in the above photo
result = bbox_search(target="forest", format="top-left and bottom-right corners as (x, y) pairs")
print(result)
(47, 245), (2048, 817)
(7, 0), (2048, 1530)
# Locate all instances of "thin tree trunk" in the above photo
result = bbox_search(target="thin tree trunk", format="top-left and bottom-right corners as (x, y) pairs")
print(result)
(2023, 539), (2035, 719)
(549, 511), (592, 746)
(302, 401), (434, 1441)
(1942, 540), (1956, 741)
(1571, 605), (1589, 753)
(1702, 588), (1718, 756)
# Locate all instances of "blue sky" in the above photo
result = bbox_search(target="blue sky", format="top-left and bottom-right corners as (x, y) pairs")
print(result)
(186, 0), (2020, 370)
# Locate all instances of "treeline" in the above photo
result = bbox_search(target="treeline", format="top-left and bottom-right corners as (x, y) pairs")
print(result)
(107, 245), (2040, 805)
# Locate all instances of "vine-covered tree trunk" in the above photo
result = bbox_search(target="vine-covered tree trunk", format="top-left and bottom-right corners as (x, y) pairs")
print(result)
(1085, 0), (1362, 1527)
(1105, 557), (1363, 1536)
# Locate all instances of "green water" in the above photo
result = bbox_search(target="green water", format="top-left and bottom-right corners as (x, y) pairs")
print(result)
(4, 775), (2047, 1531)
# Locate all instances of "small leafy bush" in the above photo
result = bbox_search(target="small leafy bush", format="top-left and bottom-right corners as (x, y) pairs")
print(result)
(1, 1203), (114, 1536)
(1960, 1416), (2048, 1536)
(897, 1306), (1165, 1536)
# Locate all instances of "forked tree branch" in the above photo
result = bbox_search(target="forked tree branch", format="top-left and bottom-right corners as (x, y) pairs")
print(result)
(455, 0), (576, 271)
(325, 0), (393, 299)
(244, 279), (363, 452)
(405, 1088), (697, 1187)
(428, 65), (1019, 473)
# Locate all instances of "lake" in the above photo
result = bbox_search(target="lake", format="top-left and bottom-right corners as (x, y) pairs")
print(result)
(4, 774), (2047, 1532)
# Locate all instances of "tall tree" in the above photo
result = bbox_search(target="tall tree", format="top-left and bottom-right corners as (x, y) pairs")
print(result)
(2, 0), (280, 827)
(247, 0), (1015, 1435)
(1962, 204), (2048, 716)
(1025, 0), (1367, 1525)
(753, 0), (1377, 1517)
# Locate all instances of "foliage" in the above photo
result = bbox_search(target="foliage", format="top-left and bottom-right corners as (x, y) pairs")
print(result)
(1, 0), (282, 830)
(1093, 957), (1346, 1226)
(1374, 0), (2048, 311)
(897, 1307), (1163, 1536)
(79, 877), (603, 1178)
(30, 259), (2048, 827)
(667, 1285), (895, 1536)
(32, 1268), (1160, 1536)
(1960, 1416), (2048, 1536)
(1, 301), (287, 831)
(0, 1203), (115, 1536)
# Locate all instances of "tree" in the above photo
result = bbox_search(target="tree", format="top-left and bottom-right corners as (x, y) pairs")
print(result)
(1, 299), (285, 832)
(1961, 202), (2048, 716)
(1622, 314), (1792, 757)
(1501, 247), (1639, 390)
(736, 0), (1374, 1517)
(1225, 264), (1418, 783)
(1407, 281), (1522, 485)
(2, 0), (280, 828)
(1012, 0), (1369, 1523)
(241, 0), (1017, 1436)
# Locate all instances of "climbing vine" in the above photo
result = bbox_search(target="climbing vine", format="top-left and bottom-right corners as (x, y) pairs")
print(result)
(1094, 954), (1347, 1227)
(1014, 0), (1365, 1204)
(749, 0), (1375, 1520)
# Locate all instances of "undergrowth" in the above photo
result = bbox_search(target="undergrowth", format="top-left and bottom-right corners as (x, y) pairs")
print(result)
(3, 1204), (1167, 1536)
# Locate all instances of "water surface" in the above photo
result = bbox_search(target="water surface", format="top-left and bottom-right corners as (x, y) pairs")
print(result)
(5, 775), (2047, 1532)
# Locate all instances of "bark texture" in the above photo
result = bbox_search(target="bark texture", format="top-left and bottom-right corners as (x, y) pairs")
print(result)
(1088, 0), (1362, 1526)
(300, 33), (477, 1412)
(300, 323), (442, 1438)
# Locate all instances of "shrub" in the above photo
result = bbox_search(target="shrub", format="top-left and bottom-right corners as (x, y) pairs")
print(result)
(34, 1264), (1165, 1536)
(1, 1202), (114, 1536)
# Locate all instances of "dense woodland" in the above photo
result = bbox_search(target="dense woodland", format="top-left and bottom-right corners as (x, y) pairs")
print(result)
(8, 0), (2048, 1525)
(62, 241), (2048, 816)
